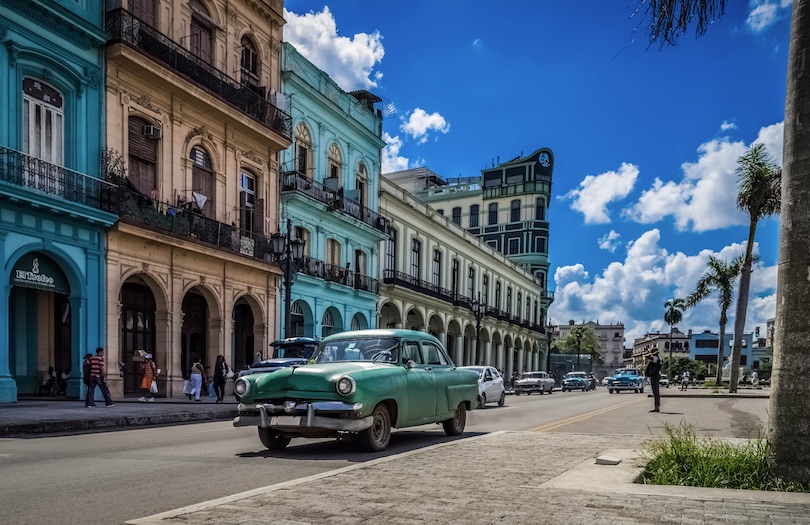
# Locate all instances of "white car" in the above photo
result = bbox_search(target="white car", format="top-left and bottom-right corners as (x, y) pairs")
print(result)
(460, 366), (506, 408)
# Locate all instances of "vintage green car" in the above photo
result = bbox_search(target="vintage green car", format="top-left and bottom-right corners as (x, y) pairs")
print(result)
(233, 329), (480, 452)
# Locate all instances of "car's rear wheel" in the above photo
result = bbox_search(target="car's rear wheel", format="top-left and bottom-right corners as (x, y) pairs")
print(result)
(442, 402), (466, 436)
(357, 404), (391, 452)
(498, 392), (505, 407)
(258, 428), (291, 450)
(478, 393), (487, 409)
(547, 385), (553, 394)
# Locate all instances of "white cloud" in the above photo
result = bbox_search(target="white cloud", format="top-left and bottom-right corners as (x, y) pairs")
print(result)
(562, 163), (638, 224)
(472, 38), (484, 50)
(381, 132), (410, 173)
(284, 7), (385, 91)
(400, 108), (450, 144)
(622, 122), (784, 232)
(598, 230), (621, 252)
(720, 120), (737, 131)
(549, 230), (777, 343)
(747, 0), (792, 32)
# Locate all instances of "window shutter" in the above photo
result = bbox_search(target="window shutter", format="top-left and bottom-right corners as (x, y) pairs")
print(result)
(254, 198), (264, 235)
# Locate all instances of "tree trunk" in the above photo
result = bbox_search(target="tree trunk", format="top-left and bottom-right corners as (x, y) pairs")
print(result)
(769, 0), (810, 485)
(715, 317), (726, 385)
(728, 220), (757, 393)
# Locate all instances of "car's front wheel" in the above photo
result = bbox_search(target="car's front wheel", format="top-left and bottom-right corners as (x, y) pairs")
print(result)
(258, 428), (291, 450)
(498, 392), (505, 407)
(478, 393), (487, 409)
(442, 402), (466, 436)
(608, 389), (614, 394)
(358, 404), (391, 452)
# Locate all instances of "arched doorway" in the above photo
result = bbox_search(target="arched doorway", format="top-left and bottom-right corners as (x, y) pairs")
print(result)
(233, 297), (254, 372)
(181, 289), (208, 378)
(120, 279), (156, 395)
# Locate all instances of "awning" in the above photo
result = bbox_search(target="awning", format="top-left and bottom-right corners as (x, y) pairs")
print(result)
(10, 252), (70, 295)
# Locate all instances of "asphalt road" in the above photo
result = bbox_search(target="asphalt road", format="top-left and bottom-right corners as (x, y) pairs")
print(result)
(0, 389), (768, 525)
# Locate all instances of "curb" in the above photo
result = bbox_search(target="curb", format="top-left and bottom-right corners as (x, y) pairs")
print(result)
(0, 409), (236, 437)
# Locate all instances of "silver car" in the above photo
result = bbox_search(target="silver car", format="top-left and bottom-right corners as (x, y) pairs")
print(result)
(460, 366), (506, 408)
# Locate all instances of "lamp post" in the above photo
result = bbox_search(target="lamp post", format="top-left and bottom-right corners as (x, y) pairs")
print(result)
(575, 329), (582, 372)
(546, 323), (553, 373)
(271, 218), (305, 339)
(471, 292), (485, 365)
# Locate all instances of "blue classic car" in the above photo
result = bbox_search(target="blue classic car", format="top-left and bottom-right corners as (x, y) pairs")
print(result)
(233, 329), (480, 452)
(606, 368), (646, 393)
(561, 371), (594, 392)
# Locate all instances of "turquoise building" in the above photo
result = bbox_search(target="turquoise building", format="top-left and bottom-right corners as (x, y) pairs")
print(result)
(0, 1), (116, 402)
(278, 43), (388, 338)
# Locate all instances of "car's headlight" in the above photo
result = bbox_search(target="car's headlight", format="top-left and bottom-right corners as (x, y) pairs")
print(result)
(336, 375), (356, 396)
(234, 377), (250, 397)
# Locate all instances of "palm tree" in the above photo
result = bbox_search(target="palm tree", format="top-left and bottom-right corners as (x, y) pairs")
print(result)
(639, 0), (810, 486)
(664, 298), (685, 384)
(685, 255), (744, 384)
(727, 144), (781, 393)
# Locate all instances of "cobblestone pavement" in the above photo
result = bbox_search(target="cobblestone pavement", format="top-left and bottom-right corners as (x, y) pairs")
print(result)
(127, 431), (810, 525)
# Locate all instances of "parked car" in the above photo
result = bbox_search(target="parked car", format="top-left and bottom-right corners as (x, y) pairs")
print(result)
(513, 371), (555, 395)
(460, 366), (506, 408)
(659, 376), (670, 388)
(269, 337), (319, 360)
(233, 329), (480, 452)
(237, 357), (308, 378)
(606, 368), (646, 393)
(561, 371), (594, 392)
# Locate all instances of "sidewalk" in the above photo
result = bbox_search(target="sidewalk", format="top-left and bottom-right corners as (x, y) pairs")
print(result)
(0, 396), (235, 437)
(125, 430), (810, 525)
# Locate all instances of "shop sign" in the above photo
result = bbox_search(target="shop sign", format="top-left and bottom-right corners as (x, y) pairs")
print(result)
(10, 252), (70, 294)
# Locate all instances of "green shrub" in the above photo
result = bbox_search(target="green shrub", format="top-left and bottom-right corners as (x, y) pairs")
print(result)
(637, 422), (809, 492)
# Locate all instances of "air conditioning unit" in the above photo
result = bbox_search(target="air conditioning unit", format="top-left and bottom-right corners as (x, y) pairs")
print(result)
(143, 125), (162, 140)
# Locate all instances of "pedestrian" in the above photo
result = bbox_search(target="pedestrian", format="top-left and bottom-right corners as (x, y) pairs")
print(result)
(139, 353), (157, 402)
(40, 366), (58, 396)
(213, 355), (230, 404)
(85, 347), (115, 408)
(644, 348), (662, 412)
(680, 370), (690, 391)
(751, 369), (759, 388)
(188, 356), (206, 402)
(58, 367), (70, 395)
(82, 353), (92, 389)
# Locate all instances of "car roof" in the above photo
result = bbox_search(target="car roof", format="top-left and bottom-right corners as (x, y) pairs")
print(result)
(269, 337), (319, 347)
(250, 358), (307, 367)
(321, 329), (442, 345)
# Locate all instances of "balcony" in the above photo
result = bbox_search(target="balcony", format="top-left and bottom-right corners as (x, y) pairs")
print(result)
(0, 146), (118, 214)
(106, 9), (291, 141)
(482, 179), (551, 200)
(382, 270), (545, 335)
(116, 180), (275, 262)
(297, 256), (378, 293)
(281, 171), (388, 233)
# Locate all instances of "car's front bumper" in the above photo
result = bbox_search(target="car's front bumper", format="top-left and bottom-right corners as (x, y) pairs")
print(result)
(233, 400), (372, 432)
(608, 382), (642, 390)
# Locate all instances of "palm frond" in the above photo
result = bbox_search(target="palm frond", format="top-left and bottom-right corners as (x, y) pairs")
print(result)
(638, 0), (726, 48)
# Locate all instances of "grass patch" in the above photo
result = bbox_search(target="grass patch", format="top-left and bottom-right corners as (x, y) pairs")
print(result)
(637, 422), (810, 492)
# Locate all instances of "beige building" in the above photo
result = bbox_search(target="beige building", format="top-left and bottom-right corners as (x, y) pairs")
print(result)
(378, 177), (549, 379)
(631, 328), (690, 368)
(103, 0), (291, 397)
(552, 320), (625, 379)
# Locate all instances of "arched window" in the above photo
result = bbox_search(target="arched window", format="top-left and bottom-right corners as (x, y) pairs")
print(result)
(23, 78), (64, 165)
(294, 122), (312, 176)
(189, 0), (214, 64)
(240, 36), (259, 85)
(321, 309), (334, 338)
(190, 145), (215, 216)
(356, 162), (368, 207)
(127, 116), (158, 195)
(326, 143), (342, 188)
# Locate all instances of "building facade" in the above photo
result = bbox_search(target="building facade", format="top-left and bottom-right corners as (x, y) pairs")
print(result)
(103, 0), (291, 397)
(689, 329), (755, 370)
(552, 320), (625, 380)
(631, 328), (691, 369)
(385, 147), (554, 322)
(277, 42), (387, 339)
(379, 177), (548, 380)
(0, 0), (117, 402)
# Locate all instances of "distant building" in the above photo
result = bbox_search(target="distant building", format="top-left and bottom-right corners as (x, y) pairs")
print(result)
(689, 329), (755, 369)
(551, 320), (625, 380)
(631, 328), (690, 368)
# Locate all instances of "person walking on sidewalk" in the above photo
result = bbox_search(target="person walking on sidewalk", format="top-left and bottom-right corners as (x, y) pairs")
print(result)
(680, 370), (690, 391)
(85, 347), (115, 408)
(188, 356), (206, 402)
(213, 355), (230, 404)
(139, 353), (157, 402)
(644, 348), (662, 412)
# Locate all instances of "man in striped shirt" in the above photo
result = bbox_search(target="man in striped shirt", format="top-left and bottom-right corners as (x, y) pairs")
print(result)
(85, 347), (115, 408)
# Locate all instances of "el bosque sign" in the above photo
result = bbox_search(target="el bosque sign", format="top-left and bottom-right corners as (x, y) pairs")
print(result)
(10, 253), (69, 294)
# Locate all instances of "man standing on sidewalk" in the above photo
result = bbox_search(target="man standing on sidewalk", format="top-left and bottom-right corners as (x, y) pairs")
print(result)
(645, 348), (662, 412)
(85, 347), (115, 408)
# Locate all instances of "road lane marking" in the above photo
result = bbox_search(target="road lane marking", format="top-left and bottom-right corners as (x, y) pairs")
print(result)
(529, 398), (643, 432)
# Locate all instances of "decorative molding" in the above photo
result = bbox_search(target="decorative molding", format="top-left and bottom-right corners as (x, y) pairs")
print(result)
(0, 22), (8, 41)
(225, 5), (239, 25)
(5, 41), (18, 66)
(270, 38), (280, 56)
(242, 150), (261, 164)
(200, 275), (206, 286)
(134, 94), (160, 113)
(142, 262), (150, 273)
(186, 126), (212, 144)
(85, 67), (102, 88)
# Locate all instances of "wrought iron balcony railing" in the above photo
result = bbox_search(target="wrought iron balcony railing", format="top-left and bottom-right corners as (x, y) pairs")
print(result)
(0, 147), (119, 214)
(106, 9), (292, 141)
(281, 171), (388, 233)
(382, 269), (545, 334)
(297, 256), (378, 293)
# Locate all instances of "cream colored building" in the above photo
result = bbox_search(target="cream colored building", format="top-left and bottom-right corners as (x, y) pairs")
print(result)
(378, 177), (549, 379)
(103, 0), (291, 397)
(552, 320), (625, 379)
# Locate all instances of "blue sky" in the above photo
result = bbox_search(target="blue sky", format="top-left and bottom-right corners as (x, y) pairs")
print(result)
(283, 0), (792, 343)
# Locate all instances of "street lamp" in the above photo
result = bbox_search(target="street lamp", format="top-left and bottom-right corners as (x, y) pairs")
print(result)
(471, 292), (485, 365)
(575, 329), (582, 372)
(545, 323), (553, 373)
(271, 218), (306, 338)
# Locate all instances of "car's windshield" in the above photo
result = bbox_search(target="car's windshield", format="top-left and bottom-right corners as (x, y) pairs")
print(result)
(523, 372), (542, 379)
(616, 369), (639, 375)
(566, 373), (586, 378)
(311, 337), (400, 364)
